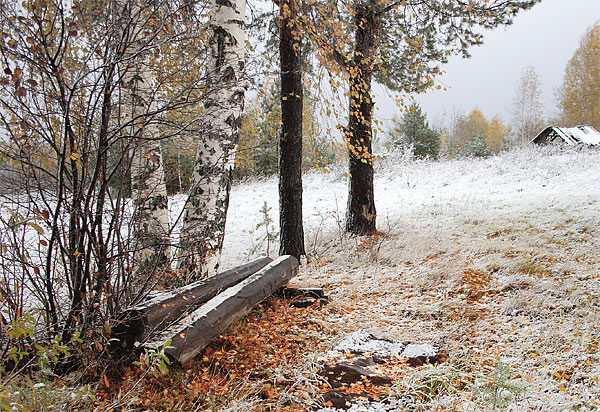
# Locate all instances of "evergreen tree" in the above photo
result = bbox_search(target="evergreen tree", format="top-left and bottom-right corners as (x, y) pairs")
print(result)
(279, 0), (305, 259)
(463, 133), (491, 158)
(393, 103), (440, 160)
(304, 0), (539, 235)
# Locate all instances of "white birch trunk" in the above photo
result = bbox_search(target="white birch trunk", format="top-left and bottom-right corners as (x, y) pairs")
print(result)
(121, 1), (171, 277)
(177, 0), (246, 281)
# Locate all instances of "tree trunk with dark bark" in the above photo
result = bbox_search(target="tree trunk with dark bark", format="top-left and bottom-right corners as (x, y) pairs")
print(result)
(345, 1), (378, 235)
(278, 0), (306, 258)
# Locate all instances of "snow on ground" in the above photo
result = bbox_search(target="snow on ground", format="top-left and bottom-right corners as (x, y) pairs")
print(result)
(221, 145), (599, 271)
(215, 145), (600, 411)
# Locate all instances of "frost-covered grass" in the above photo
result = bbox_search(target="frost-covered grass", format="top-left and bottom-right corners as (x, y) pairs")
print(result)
(217, 145), (600, 411)
(12, 145), (596, 411)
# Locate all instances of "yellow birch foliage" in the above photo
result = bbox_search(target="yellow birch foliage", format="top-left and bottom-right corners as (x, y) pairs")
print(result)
(557, 23), (600, 130)
(485, 116), (509, 153)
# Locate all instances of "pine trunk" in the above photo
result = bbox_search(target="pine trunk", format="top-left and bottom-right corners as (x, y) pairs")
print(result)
(123, 3), (171, 278)
(345, 2), (377, 235)
(278, 0), (306, 259)
(178, 0), (246, 281)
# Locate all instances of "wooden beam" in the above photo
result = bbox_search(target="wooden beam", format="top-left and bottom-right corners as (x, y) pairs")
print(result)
(277, 287), (325, 299)
(110, 257), (273, 353)
(277, 287), (328, 307)
(145, 255), (299, 365)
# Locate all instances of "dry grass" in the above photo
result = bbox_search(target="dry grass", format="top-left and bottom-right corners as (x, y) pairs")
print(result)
(82, 147), (600, 411)
(294, 204), (600, 411)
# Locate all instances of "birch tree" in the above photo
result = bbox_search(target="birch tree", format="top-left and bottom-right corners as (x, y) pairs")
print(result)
(0, 0), (209, 347)
(557, 23), (600, 130)
(178, 0), (246, 281)
(486, 115), (509, 153)
(512, 65), (544, 144)
(120, 1), (171, 278)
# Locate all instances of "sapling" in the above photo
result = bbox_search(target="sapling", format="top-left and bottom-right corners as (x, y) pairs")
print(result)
(474, 358), (527, 411)
(248, 202), (279, 257)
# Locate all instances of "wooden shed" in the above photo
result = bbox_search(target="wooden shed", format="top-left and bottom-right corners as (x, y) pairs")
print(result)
(532, 125), (600, 146)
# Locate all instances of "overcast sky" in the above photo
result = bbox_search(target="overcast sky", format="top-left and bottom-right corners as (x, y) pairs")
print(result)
(375, 0), (600, 128)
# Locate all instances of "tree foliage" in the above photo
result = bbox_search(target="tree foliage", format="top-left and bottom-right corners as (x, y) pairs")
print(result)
(0, 0), (209, 352)
(486, 115), (510, 153)
(391, 102), (440, 160)
(302, 0), (539, 234)
(236, 81), (336, 178)
(557, 23), (600, 130)
(464, 133), (491, 158)
(445, 109), (509, 157)
(161, 135), (197, 195)
(236, 85), (281, 178)
(306, 0), (539, 93)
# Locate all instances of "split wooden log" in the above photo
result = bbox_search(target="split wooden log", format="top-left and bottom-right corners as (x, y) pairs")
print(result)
(145, 255), (299, 365)
(110, 257), (273, 353)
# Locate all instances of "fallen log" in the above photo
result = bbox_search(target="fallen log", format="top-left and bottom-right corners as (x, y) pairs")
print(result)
(287, 298), (328, 308)
(277, 287), (325, 299)
(110, 257), (273, 353)
(277, 287), (328, 308)
(145, 255), (299, 365)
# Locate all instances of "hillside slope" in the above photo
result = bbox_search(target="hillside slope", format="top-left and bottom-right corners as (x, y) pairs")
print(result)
(220, 146), (600, 411)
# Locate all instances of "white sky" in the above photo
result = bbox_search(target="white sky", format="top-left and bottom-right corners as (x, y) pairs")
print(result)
(375, 0), (600, 128)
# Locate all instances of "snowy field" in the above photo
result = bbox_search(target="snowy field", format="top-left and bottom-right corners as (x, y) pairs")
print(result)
(221, 146), (599, 270)
(218, 145), (600, 411)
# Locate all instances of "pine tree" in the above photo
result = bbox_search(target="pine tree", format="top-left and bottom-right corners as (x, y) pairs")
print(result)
(393, 102), (440, 160)
(279, 0), (306, 259)
(304, 0), (539, 235)
(463, 133), (491, 158)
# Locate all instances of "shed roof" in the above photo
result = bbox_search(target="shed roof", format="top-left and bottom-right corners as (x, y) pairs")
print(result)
(532, 125), (600, 146)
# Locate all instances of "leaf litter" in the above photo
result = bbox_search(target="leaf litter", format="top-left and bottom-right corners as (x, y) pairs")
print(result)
(104, 146), (600, 411)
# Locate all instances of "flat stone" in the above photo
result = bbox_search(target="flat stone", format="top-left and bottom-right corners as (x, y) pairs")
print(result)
(316, 331), (445, 411)
(334, 330), (405, 357)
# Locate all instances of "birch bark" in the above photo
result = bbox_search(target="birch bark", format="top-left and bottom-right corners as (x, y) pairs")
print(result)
(177, 0), (246, 281)
(121, 2), (171, 279)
